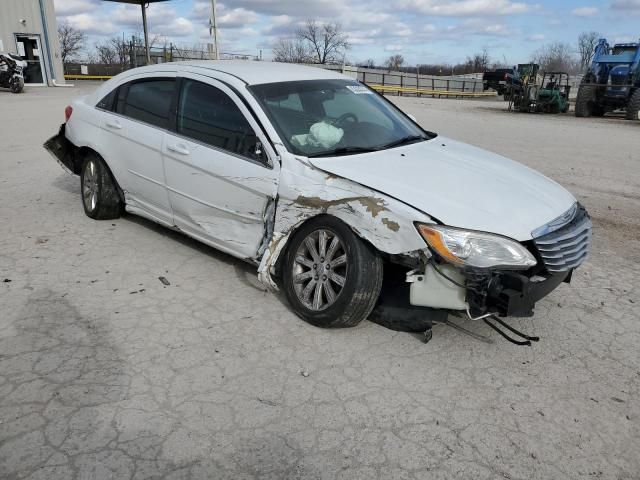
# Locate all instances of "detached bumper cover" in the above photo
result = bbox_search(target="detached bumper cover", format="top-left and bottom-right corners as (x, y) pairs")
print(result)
(43, 124), (77, 175)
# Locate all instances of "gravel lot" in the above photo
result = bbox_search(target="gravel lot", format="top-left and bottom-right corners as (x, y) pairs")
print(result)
(1, 83), (639, 480)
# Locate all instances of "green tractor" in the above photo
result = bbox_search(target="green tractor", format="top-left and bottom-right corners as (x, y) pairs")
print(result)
(536, 72), (571, 113)
(507, 65), (571, 114)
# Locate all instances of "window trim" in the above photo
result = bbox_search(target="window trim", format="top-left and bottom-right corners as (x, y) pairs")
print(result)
(104, 76), (178, 131)
(95, 86), (119, 112)
(171, 75), (274, 169)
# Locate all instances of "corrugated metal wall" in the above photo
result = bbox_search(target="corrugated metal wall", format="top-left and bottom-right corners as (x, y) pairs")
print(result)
(0, 0), (65, 85)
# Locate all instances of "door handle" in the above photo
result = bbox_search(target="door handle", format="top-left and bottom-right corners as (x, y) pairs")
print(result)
(105, 120), (122, 130)
(167, 143), (190, 155)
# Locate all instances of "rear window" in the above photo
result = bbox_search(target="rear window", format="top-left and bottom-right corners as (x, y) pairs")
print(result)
(116, 79), (175, 129)
(96, 88), (117, 111)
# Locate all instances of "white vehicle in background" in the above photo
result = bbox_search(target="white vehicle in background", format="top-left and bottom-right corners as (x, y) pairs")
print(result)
(45, 62), (591, 339)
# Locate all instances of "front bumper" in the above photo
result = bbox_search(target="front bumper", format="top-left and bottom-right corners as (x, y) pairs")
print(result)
(411, 202), (591, 317)
(409, 262), (571, 318)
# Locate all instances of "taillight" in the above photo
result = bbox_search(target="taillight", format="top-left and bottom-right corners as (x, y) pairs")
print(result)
(64, 105), (73, 122)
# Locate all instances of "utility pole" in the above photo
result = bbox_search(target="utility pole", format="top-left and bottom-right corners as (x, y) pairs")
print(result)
(209, 0), (219, 60)
(141, 2), (150, 64)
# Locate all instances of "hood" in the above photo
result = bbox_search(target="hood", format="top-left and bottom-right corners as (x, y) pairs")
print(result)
(308, 137), (576, 241)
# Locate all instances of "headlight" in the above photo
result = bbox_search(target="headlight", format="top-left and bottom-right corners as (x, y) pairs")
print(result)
(416, 224), (537, 269)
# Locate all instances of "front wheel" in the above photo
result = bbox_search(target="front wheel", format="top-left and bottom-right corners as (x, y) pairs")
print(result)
(10, 76), (24, 93)
(282, 216), (383, 328)
(575, 85), (596, 117)
(80, 153), (123, 220)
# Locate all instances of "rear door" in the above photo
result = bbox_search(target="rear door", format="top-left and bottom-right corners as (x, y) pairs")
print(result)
(162, 74), (279, 259)
(101, 75), (177, 225)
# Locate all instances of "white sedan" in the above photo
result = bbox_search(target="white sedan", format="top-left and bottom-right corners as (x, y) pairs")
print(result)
(45, 61), (591, 334)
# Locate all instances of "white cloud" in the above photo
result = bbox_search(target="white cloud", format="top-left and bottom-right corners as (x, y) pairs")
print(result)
(527, 33), (545, 41)
(159, 18), (195, 37)
(442, 19), (515, 37)
(384, 44), (404, 52)
(611, 0), (640, 13)
(53, 0), (99, 16)
(220, 0), (344, 17)
(62, 13), (116, 35)
(571, 6), (598, 17)
(401, 0), (535, 16)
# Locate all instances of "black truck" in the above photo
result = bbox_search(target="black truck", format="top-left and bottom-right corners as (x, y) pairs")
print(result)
(482, 68), (515, 99)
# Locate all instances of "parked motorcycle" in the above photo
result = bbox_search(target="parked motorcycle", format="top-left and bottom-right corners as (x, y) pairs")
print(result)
(0, 52), (27, 93)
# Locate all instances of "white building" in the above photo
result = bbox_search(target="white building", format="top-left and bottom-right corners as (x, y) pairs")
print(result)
(0, 0), (65, 86)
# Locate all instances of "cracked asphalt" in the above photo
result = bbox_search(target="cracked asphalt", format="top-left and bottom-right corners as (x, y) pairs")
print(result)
(1, 83), (639, 479)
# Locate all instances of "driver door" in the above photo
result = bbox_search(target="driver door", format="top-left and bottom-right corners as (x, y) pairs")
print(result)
(162, 74), (279, 259)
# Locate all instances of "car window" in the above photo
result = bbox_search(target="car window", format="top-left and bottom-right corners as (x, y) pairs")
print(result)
(96, 88), (117, 111)
(266, 93), (303, 112)
(177, 79), (262, 161)
(322, 89), (393, 130)
(250, 79), (433, 157)
(116, 79), (175, 129)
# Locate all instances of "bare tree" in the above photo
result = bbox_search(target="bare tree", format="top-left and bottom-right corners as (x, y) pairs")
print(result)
(466, 49), (490, 72)
(358, 58), (376, 69)
(109, 37), (130, 67)
(385, 54), (404, 71)
(531, 42), (579, 73)
(273, 38), (312, 63)
(94, 41), (118, 65)
(296, 19), (349, 64)
(57, 21), (86, 63)
(578, 31), (600, 72)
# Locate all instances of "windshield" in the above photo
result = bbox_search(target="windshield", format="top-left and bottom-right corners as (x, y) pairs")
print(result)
(249, 79), (434, 157)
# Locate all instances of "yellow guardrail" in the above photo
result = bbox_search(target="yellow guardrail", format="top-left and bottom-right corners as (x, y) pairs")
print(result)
(369, 84), (497, 97)
(64, 75), (113, 80)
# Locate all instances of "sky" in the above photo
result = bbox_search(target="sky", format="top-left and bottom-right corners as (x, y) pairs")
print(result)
(52, 0), (640, 65)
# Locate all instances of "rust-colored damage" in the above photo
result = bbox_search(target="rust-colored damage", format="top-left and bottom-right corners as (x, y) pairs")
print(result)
(294, 195), (389, 218)
(381, 217), (400, 232)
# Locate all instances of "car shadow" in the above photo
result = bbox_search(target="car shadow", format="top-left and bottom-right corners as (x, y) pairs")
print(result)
(51, 172), (78, 194)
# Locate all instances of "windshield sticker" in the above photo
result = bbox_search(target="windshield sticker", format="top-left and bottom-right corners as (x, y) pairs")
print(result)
(346, 85), (373, 95)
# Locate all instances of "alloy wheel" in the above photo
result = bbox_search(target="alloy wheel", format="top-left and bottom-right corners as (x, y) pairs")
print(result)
(83, 160), (98, 212)
(292, 229), (347, 311)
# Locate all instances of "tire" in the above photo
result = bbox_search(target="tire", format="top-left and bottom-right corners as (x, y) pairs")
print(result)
(80, 153), (123, 220)
(625, 89), (640, 121)
(10, 77), (24, 93)
(575, 85), (596, 117)
(282, 215), (383, 328)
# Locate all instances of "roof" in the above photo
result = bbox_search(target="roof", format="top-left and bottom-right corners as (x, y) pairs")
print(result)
(175, 61), (350, 85)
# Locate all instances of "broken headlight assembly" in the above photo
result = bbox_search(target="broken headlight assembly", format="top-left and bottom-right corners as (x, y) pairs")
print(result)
(416, 224), (537, 269)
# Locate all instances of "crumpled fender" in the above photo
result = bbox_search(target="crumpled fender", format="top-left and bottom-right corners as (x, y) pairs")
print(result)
(257, 154), (434, 289)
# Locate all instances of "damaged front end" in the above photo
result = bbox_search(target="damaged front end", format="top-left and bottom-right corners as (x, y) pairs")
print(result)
(408, 203), (593, 320)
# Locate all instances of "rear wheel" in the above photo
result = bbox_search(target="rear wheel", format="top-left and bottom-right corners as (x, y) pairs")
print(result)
(282, 216), (383, 328)
(575, 85), (596, 117)
(80, 153), (123, 220)
(625, 89), (640, 121)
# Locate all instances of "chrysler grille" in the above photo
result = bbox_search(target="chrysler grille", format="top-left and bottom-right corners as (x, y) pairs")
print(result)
(533, 205), (592, 273)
